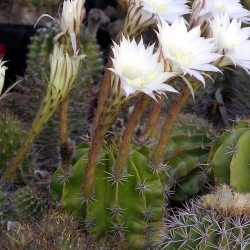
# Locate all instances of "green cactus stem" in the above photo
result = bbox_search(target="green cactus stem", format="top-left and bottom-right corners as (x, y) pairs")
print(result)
(209, 119), (250, 193)
(51, 142), (166, 249)
(150, 80), (202, 168)
(112, 94), (152, 179)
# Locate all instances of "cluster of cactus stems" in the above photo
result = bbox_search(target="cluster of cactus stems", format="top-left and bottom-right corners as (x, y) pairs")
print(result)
(2, 0), (250, 249)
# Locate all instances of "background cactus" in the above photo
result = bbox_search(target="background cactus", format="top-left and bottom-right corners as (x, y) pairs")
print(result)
(168, 68), (250, 130)
(209, 119), (250, 193)
(0, 110), (35, 184)
(153, 114), (215, 202)
(157, 185), (250, 250)
(11, 186), (49, 220)
(51, 141), (166, 249)
(1, 208), (115, 250)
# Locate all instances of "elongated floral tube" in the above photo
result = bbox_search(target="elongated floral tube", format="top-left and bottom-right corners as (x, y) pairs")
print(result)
(112, 94), (152, 179)
(82, 36), (177, 200)
(2, 45), (84, 185)
(143, 94), (165, 140)
(150, 80), (202, 167)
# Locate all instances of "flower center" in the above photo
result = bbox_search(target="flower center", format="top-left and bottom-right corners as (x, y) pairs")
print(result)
(121, 66), (145, 87)
(217, 4), (226, 11)
(172, 50), (190, 67)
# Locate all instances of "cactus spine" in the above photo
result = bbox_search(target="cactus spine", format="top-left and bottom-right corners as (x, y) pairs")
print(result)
(51, 142), (166, 249)
(157, 185), (250, 249)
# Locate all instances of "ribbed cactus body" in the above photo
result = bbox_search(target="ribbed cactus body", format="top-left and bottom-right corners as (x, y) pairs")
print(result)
(81, 33), (105, 82)
(51, 142), (165, 249)
(12, 186), (48, 219)
(209, 119), (250, 192)
(158, 185), (250, 250)
(0, 112), (34, 184)
(157, 114), (214, 201)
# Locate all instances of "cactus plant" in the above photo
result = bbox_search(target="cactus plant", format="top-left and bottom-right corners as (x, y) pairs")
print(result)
(153, 114), (215, 202)
(157, 185), (250, 250)
(51, 141), (166, 249)
(209, 119), (250, 193)
(50, 114), (215, 248)
(11, 186), (49, 220)
(0, 110), (35, 184)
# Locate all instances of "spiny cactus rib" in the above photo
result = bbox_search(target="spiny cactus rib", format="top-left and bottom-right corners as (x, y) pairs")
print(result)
(51, 142), (165, 249)
(152, 113), (214, 202)
(12, 186), (48, 219)
(209, 119), (250, 192)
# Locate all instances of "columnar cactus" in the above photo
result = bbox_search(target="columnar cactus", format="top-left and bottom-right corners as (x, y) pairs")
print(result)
(157, 185), (250, 249)
(209, 119), (250, 193)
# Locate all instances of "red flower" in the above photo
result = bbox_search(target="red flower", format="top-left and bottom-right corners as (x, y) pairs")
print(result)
(0, 44), (6, 60)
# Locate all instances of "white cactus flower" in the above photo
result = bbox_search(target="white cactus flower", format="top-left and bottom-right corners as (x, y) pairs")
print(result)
(124, 0), (190, 37)
(192, 0), (250, 25)
(157, 18), (221, 85)
(208, 13), (250, 72)
(141, 0), (190, 24)
(0, 59), (7, 96)
(108, 36), (177, 100)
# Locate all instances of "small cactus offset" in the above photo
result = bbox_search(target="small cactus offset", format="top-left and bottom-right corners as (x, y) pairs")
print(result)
(11, 186), (49, 220)
(51, 142), (166, 249)
(209, 119), (250, 192)
(157, 185), (250, 250)
(154, 114), (214, 202)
